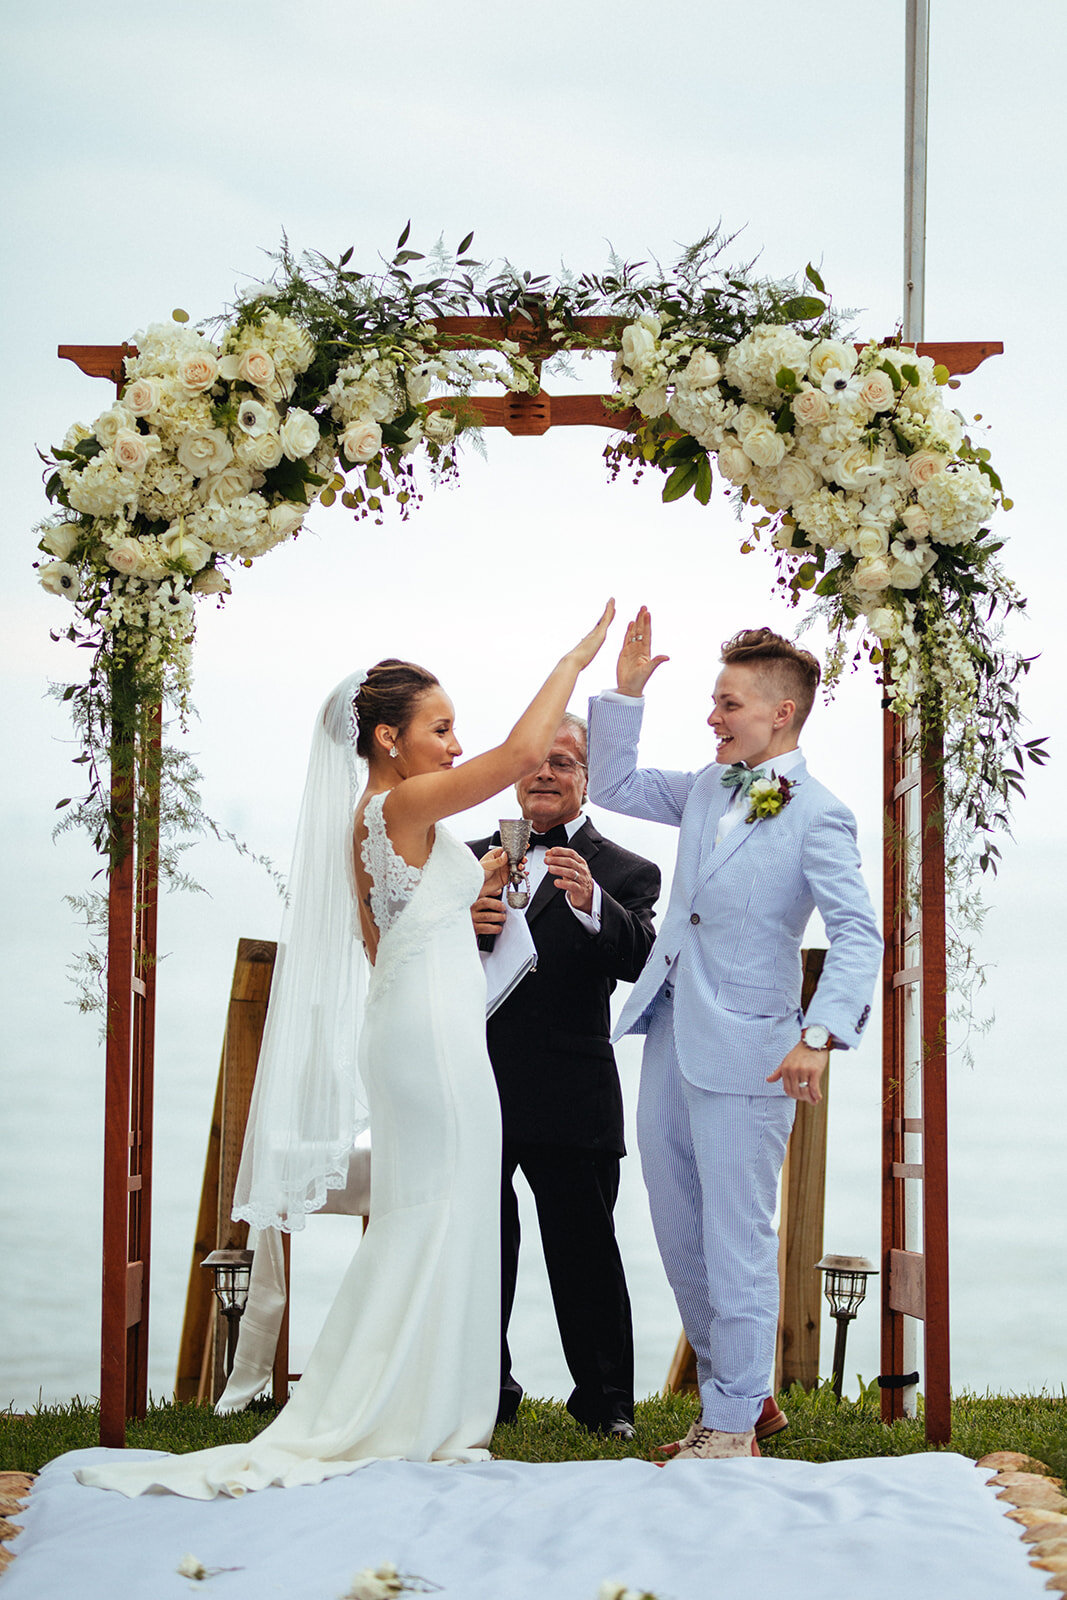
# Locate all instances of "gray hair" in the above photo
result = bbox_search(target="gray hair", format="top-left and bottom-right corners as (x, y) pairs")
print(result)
(559, 712), (588, 764)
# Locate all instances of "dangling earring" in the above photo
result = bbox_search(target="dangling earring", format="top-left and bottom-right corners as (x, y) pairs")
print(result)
(389, 746), (399, 760)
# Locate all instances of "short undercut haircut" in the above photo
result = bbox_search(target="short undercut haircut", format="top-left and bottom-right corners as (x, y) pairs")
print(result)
(720, 627), (821, 730)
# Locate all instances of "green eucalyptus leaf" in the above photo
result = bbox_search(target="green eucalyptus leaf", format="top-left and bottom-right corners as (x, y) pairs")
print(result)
(900, 363), (921, 388)
(694, 454), (713, 505)
(396, 220), (411, 249)
(781, 295), (826, 321)
(805, 263), (826, 294)
(775, 366), (799, 394)
(662, 460), (699, 503)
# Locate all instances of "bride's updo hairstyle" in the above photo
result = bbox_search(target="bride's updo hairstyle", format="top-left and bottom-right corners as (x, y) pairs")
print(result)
(354, 659), (440, 759)
(720, 627), (821, 731)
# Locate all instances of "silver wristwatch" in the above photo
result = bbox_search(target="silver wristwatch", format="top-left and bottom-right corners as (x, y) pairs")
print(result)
(800, 1024), (832, 1052)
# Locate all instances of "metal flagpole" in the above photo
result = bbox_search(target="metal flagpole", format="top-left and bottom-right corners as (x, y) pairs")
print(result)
(903, 0), (930, 343)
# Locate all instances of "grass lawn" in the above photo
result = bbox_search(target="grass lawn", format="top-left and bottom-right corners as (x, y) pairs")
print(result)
(2, 1383), (1064, 1478)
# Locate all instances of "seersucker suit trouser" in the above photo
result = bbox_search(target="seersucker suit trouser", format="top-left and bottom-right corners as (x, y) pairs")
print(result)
(638, 985), (795, 1435)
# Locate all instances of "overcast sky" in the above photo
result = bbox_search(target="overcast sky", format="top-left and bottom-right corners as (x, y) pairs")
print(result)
(1, 1), (1063, 1405)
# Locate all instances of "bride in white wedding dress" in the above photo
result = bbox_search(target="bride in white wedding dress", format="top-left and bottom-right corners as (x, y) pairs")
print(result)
(75, 602), (614, 1500)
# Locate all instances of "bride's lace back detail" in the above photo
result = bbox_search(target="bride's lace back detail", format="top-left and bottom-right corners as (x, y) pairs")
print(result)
(361, 792), (423, 939)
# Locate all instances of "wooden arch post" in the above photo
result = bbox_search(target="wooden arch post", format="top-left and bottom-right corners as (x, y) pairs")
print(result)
(59, 326), (1000, 1446)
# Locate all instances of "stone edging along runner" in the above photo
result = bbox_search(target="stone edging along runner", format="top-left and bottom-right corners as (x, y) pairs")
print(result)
(978, 1451), (1067, 1591)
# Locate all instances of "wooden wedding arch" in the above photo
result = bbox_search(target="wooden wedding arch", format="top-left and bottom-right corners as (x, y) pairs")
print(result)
(60, 320), (1002, 1448)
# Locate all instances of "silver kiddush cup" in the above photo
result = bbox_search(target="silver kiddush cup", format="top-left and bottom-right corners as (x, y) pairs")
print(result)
(499, 817), (533, 908)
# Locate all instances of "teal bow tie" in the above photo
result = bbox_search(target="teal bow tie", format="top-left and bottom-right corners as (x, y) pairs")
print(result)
(720, 763), (769, 799)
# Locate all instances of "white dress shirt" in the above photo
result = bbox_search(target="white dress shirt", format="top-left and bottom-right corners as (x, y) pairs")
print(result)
(526, 813), (602, 933)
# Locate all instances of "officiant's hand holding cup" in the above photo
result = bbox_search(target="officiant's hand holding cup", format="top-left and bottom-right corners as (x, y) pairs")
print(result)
(616, 604), (670, 697)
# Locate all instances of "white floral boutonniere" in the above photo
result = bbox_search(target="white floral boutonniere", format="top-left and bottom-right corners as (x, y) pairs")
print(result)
(745, 774), (796, 824)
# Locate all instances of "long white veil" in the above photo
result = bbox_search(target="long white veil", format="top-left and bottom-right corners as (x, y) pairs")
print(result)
(231, 671), (370, 1234)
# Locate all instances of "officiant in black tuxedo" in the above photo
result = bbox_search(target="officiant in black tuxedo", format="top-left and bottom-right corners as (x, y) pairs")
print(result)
(469, 713), (660, 1438)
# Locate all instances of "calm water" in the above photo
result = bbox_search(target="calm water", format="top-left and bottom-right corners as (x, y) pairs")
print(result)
(1, 816), (1064, 1410)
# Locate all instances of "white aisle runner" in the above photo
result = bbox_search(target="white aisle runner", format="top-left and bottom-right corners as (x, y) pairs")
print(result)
(5, 1450), (1042, 1600)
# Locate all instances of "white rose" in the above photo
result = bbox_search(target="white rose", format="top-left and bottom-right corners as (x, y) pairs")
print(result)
(113, 428), (160, 473)
(177, 351), (219, 395)
(900, 504), (932, 539)
(38, 560), (81, 600)
(218, 347), (277, 388)
(42, 523), (81, 559)
(854, 523), (890, 559)
(192, 566), (231, 594)
(853, 555), (892, 593)
(161, 526), (212, 569)
(123, 378), (161, 416)
(238, 431), (284, 471)
(717, 440), (753, 483)
(93, 404), (136, 448)
(808, 339), (857, 382)
(422, 409), (455, 445)
(887, 557), (927, 591)
(269, 502), (305, 537)
(279, 408), (319, 461)
(342, 420), (383, 463)
(866, 606), (902, 643)
(769, 457), (818, 502)
(680, 350), (722, 389)
(740, 418), (788, 469)
(620, 322), (656, 376)
(200, 466), (256, 506)
(236, 399), (276, 437)
(832, 443), (886, 489)
(792, 386), (830, 427)
(107, 538), (148, 576)
(906, 450), (947, 488)
(857, 370), (897, 412)
(177, 428), (234, 478)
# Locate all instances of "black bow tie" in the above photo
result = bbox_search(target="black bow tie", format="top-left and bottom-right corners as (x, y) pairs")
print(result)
(528, 825), (570, 849)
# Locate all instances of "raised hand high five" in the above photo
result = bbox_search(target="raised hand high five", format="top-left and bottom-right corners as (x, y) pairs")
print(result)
(616, 605), (670, 697)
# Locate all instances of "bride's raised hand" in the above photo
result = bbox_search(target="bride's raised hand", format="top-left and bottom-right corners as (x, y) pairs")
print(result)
(616, 604), (670, 696)
(565, 598), (616, 672)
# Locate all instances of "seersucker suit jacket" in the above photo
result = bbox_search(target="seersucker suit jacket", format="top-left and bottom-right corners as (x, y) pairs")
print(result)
(587, 692), (883, 1097)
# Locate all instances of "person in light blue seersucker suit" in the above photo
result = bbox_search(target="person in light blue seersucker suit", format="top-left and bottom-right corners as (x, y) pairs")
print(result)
(588, 611), (883, 1461)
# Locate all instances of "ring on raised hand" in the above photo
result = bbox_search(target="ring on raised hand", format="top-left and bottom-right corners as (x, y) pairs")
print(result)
(798, 1081), (808, 1088)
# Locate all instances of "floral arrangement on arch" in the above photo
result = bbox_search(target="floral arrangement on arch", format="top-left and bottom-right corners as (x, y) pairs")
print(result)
(35, 228), (1041, 907)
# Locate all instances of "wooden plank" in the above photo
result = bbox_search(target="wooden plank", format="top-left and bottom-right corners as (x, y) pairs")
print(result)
(919, 727), (951, 1443)
(665, 1331), (697, 1395)
(100, 686), (136, 1449)
(881, 702), (907, 1422)
(893, 966), (922, 988)
(891, 1162), (923, 1181)
(212, 940), (277, 1401)
(129, 701), (161, 1418)
(888, 1249), (926, 1318)
(174, 1053), (225, 1403)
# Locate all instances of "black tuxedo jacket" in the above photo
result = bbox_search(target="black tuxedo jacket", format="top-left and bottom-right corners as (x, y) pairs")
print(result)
(468, 818), (660, 1156)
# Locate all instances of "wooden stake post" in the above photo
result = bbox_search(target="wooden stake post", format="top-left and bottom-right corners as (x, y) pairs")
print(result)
(59, 327), (999, 1445)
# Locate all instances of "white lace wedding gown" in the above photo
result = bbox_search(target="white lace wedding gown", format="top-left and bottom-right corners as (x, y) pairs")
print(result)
(76, 797), (501, 1498)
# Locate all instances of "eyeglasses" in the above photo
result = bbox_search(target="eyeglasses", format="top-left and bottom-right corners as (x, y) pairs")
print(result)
(539, 755), (586, 775)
